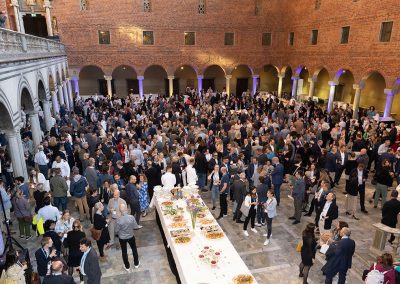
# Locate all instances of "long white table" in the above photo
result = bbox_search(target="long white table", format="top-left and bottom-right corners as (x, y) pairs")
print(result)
(154, 193), (257, 284)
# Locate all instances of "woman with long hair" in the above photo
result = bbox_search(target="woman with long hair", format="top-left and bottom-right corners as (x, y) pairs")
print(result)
(263, 190), (277, 245)
(1, 250), (27, 284)
(138, 174), (149, 217)
(242, 187), (258, 237)
(65, 219), (86, 278)
(93, 202), (110, 262)
(299, 223), (317, 284)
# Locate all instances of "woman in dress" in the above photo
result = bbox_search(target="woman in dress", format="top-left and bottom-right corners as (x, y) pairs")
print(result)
(299, 223), (317, 284)
(65, 219), (86, 278)
(93, 201), (110, 262)
(138, 174), (149, 217)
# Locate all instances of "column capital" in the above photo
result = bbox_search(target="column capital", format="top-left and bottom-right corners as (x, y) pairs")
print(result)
(137, 76), (144, 80)
(225, 75), (232, 79)
(104, 75), (112, 81)
(278, 74), (285, 79)
(353, 84), (363, 90)
(308, 77), (317, 83)
(252, 75), (260, 79)
(384, 88), (395, 96)
(167, 76), (175, 80)
(291, 76), (299, 81)
(11, 0), (19, 7)
(43, 0), (52, 8)
(328, 81), (338, 87)
(197, 75), (204, 80)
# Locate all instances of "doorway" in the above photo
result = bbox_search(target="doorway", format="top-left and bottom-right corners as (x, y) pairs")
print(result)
(203, 79), (215, 92)
(127, 79), (139, 95)
(23, 14), (48, 37)
(236, 78), (249, 97)
(98, 79), (115, 96)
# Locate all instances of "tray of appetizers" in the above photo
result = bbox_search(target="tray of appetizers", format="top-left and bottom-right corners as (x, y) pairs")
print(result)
(232, 274), (254, 284)
(170, 227), (191, 238)
(169, 221), (187, 229)
(205, 231), (225, 240)
(174, 235), (191, 244)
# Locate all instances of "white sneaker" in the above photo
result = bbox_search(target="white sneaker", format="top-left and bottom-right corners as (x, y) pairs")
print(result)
(263, 239), (270, 246)
(251, 228), (258, 233)
(123, 265), (130, 272)
(136, 225), (143, 229)
(243, 230), (249, 237)
(263, 233), (268, 237)
(134, 261), (140, 269)
(255, 223), (261, 227)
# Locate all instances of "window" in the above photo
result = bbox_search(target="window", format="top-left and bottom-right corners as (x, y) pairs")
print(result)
(315, 0), (322, 10)
(184, 32), (195, 45)
(288, 32), (294, 46)
(254, 0), (262, 16)
(340, 26), (350, 44)
(224, 32), (234, 46)
(98, 31), (110, 44)
(380, 21), (393, 42)
(198, 0), (205, 14)
(262, 32), (271, 46)
(311, 29), (318, 45)
(143, 31), (154, 45)
(143, 0), (151, 12)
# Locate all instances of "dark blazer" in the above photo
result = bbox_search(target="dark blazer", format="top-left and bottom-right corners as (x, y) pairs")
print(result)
(43, 274), (76, 284)
(246, 163), (257, 182)
(82, 248), (102, 284)
(322, 237), (355, 275)
(318, 199), (338, 230)
(382, 198), (400, 228)
(35, 247), (53, 277)
(325, 152), (338, 172)
(271, 163), (284, 185)
(232, 179), (247, 203)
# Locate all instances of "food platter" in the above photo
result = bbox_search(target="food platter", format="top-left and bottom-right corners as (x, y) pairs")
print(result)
(174, 235), (191, 244)
(205, 231), (225, 240)
(170, 227), (190, 238)
(232, 274), (254, 284)
(169, 221), (187, 229)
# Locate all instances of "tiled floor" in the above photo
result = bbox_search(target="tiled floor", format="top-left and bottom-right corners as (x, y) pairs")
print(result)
(10, 177), (395, 284)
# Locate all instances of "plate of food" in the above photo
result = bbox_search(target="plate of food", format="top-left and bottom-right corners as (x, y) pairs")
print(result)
(170, 227), (190, 238)
(201, 224), (221, 233)
(199, 218), (215, 225)
(232, 274), (254, 284)
(169, 221), (187, 229)
(174, 235), (191, 244)
(163, 207), (178, 216)
(205, 231), (225, 239)
(172, 215), (185, 222)
(161, 201), (174, 206)
(196, 212), (207, 219)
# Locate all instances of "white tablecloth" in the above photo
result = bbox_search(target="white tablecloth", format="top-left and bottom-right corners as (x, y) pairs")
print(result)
(155, 196), (257, 284)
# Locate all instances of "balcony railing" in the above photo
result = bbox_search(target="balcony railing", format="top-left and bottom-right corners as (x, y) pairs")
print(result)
(0, 28), (66, 63)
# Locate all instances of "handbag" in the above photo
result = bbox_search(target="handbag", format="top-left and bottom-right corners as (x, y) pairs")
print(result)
(296, 241), (302, 252)
(90, 227), (102, 241)
(240, 201), (250, 217)
(320, 241), (330, 254)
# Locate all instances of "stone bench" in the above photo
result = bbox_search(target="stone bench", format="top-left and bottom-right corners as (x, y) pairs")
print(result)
(370, 223), (400, 256)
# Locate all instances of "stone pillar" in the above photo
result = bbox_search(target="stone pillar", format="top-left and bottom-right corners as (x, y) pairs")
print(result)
(226, 75), (232, 97)
(29, 111), (42, 149)
(5, 128), (28, 179)
(42, 100), (52, 131)
(277, 74), (284, 97)
(10, 0), (23, 33)
(51, 91), (59, 116)
(384, 88), (395, 118)
(73, 77), (80, 97)
(137, 76), (144, 98)
(252, 75), (259, 96)
(352, 84), (362, 119)
(168, 76), (174, 97)
(104, 76), (112, 98)
(43, 0), (53, 36)
(57, 85), (65, 106)
(327, 81), (337, 113)
(308, 78), (316, 98)
(291, 77), (298, 98)
(197, 75), (203, 97)
(67, 79), (74, 108)
(62, 81), (70, 110)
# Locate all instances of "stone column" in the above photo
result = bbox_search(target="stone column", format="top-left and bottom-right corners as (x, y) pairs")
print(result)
(104, 76), (112, 98)
(51, 91), (59, 116)
(29, 111), (42, 149)
(137, 76), (144, 98)
(308, 78), (316, 98)
(43, 0), (53, 36)
(384, 88), (395, 118)
(73, 77), (80, 98)
(67, 79), (74, 108)
(57, 85), (65, 106)
(10, 0), (23, 33)
(42, 100), (52, 131)
(197, 75), (203, 97)
(291, 77), (298, 98)
(168, 76), (174, 97)
(5, 128), (28, 179)
(277, 74), (284, 97)
(352, 84), (362, 119)
(226, 75), (232, 97)
(327, 81), (337, 113)
(252, 75), (259, 96)
(62, 81), (70, 110)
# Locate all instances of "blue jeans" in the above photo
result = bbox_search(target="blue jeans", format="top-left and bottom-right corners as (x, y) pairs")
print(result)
(197, 173), (207, 189)
(211, 185), (219, 207)
(273, 183), (282, 205)
(53, 196), (67, 211)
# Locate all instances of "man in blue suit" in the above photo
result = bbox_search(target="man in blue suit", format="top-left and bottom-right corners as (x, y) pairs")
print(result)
(271, 157), (284, 206)
(322, 227), (355, 284)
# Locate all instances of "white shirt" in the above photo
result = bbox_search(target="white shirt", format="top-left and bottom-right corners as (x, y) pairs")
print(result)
(34, 151), (49, 166)
(320, 201), (332, 221)
(357, 169), (363, 185)
(161, 172), (176, 188)
(340, 152), (345, 166)
(37, 205), (60, 222)
(186, 165), (198, 185)
(52, 160), (70, 178)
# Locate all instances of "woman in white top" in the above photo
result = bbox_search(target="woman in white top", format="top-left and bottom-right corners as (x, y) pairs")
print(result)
(55, 210), (75, 241)
(243, 187), (258, 237)
(264, 190), (277, 245)
(29, 168), (49, 192)
(186, 158), (198, 186)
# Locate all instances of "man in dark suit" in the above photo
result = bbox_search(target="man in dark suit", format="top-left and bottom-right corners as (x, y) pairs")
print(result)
(35, 237), (57, 281)
(350, 163), (369, 214)
(322, 227), (355, 284)
(334, 145), (348, 185)
(50, 124), (61, 138)
(242, 138), (252, 164)
(232, 173), (248, 223)
(246, 157), (258, 187)
(79, 238), (101, 284)
(271, 157), (284, 206)
(43, 260), (75, 284)
(382, 190), (400, 244)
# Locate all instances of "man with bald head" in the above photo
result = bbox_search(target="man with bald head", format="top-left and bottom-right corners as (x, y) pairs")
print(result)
(42, 259), (75, 284)
(115, 203), (140, 272)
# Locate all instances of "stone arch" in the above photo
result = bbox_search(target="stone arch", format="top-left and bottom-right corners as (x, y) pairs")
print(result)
(48, 73), (55, 92)
(281, 65), (293, 95)
(231, 65), (253, 96)
(332, 69), (355, 104)
(174, 65), (198, 93)
(55, 69), (62, 85)
(111, 65), (138, 97)
(79, 65), (106, 97)
(360, 71), (386, 113)
(143, 65), (168, 95)
(18, 77), (37, 112)
(37, 71), (49, 100)
(313, 67), (330, 100)
(203, 65), (226, 93)
(0, 88), (16, 130)
(259, 64), (279, 92)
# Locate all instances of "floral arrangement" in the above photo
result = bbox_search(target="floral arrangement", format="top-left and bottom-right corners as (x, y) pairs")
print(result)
(186, 197), (202, 229)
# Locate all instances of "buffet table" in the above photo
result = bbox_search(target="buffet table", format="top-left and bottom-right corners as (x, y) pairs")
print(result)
(153, 186), (257, 284)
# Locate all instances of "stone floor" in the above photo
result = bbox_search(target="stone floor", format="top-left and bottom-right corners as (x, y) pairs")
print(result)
(7, 176), (396, 284)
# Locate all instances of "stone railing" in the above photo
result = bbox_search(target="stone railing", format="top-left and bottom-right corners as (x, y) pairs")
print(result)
(0, 28), (66, 63)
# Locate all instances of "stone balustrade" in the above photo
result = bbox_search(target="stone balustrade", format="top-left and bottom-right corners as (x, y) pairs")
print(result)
(0, 28), (66, 63)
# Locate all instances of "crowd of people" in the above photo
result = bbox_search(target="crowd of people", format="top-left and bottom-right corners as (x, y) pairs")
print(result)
(0, 86), (399, 284)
